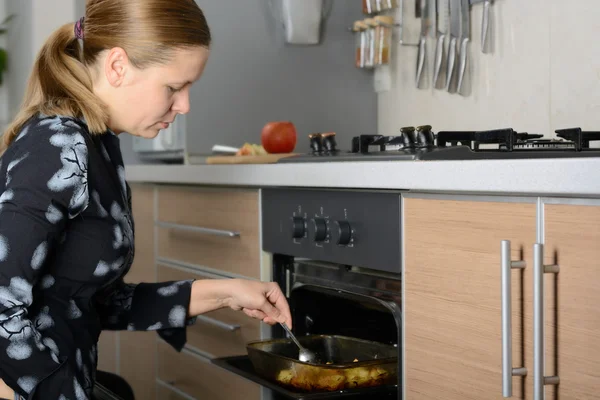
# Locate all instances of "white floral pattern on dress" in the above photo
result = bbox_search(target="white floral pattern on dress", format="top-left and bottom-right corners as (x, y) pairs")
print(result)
(0, 115), (195, 398)
(47, 131), (89, 218)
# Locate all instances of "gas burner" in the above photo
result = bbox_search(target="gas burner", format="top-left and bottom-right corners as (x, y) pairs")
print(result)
(351, 125), (435, 153)
(278, 126), (600, 163)
(511, 139), (576, 150)
(555, 128), (600, 151)
(437, 128), (600, 151)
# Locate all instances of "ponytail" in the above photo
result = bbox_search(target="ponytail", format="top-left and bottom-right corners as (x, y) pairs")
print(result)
(2, 22), (108, 151)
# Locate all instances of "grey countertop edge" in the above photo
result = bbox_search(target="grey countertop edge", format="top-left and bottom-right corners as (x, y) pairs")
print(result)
(124, 158), (600, 198)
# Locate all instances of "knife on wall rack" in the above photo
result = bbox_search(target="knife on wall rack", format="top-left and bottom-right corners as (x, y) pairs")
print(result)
(445, 0), (461, 91)
(415, 0), (434, 88)
(470, 0), (492, 53)
(432, 0), (449, 89)
(456, 0), (470, 95)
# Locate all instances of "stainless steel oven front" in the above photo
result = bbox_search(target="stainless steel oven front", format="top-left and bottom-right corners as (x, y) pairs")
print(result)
(214, 188), (402, 400)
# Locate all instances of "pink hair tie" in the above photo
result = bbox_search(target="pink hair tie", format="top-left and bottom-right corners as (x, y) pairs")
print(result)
(74, 17), (85, 40)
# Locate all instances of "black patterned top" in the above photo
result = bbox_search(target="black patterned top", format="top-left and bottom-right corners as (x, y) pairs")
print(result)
(0, 115), (195, 399)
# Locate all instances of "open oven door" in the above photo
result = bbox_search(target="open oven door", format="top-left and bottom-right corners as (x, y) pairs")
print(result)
(211, 278), (401, 400)
(212, 356), (398, 399)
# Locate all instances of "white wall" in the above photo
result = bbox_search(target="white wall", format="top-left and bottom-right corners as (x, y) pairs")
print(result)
(0, 0), (8, 127)
(32, 0), (75, 55)
(5, 0), (32, 120)
(378, 0), (600, 138)
(5, 0), (75, 119)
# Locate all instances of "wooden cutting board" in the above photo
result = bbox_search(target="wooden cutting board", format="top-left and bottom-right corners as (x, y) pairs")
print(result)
(205, 153), (298, 164)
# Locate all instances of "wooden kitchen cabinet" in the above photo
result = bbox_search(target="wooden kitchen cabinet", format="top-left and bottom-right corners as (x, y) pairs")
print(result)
(403, 197), (537, 399)
(156, 186), (261, 279)
(96, 332), (118, 374)
(542, 203), (600, 399)
(156, 383), (190, 400)
(404, 196), (600, 399)
(157, 341), (261, 400)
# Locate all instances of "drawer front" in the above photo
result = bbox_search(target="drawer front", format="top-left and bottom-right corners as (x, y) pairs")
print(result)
(157, 186), (260, 279)
(157, 341), (261, 400)
(158, 264), (262, 358)
(156, 383), (189, 400)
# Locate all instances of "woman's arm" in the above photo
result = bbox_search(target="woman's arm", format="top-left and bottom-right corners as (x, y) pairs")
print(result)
(97, 278), (292, 330)
(188, 278), (292, 327)
(0, 379), (14, 398)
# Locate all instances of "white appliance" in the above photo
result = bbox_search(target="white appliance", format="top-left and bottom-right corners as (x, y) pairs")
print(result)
(268, 0), (333, 45)
(132, 114), (187, 162)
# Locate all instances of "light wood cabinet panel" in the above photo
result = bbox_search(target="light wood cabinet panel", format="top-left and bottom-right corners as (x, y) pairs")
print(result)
(543, 204), (600, 399)
(157, 341), (261, 400)
(96, 332), (118, 373)
(157, 383), (189, 400)
(157, 264), (261, 358)
(125, 183), (155, 285)
(119, 331), (157, 400)
(156, 186), (260, 279)
(120, 183), (157, 400)
(404, 198), (537, 399)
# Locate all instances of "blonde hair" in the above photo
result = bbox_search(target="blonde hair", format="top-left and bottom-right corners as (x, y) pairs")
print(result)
(2, 0), (211, 150)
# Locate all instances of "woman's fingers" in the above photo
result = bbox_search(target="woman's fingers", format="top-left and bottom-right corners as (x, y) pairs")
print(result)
(264, 282), (292, 328)
(231, 280), (293, 328)
(242, 308), (267, 320)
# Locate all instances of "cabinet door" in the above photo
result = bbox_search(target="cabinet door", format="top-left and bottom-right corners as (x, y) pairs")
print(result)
(404, 197), (537, 400)
(543, 204), (600, 399)
(119, 183), (157, 400)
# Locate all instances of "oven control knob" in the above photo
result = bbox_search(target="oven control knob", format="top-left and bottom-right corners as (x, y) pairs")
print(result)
(312, 218), (328, 242)
(335, 220), (353, 246)
(292, 216), (306, 239)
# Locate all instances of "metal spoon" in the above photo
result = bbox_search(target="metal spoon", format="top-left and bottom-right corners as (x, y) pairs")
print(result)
(279, 323), (317, 363)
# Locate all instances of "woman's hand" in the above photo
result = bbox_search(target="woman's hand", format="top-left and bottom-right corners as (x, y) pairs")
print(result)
(225, 280), (292, 328)
(0, 378), (14, 399)
(189, 279), (292, 328)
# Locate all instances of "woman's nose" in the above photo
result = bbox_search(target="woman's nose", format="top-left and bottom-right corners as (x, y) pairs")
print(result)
(172, 90), (191, 115)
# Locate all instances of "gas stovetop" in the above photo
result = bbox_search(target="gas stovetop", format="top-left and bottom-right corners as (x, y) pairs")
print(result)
(278, 126), (600, 162)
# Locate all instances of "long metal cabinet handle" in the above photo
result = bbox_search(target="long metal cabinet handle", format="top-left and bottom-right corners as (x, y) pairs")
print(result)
(157, 221), (240, 238)
(533, 243), (560, 400)
(196, 315), (241, 332)
(501, 240), (528, 397)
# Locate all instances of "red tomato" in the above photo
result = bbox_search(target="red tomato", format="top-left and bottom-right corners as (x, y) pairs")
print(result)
(261, 121), (297, 154)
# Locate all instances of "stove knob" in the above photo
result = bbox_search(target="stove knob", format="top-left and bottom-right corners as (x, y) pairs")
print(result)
(309, 133), (323, 154)
(312, 218), (328, 242)
(292, 216), (306, 239)
(335, 220), (353, 246)
(400, 126), (416, 149)
(321, 132), (338, 153)
(416, 125), (435, 148)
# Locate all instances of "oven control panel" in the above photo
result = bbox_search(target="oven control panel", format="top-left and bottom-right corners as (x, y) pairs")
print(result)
(261, 188), (401, 274)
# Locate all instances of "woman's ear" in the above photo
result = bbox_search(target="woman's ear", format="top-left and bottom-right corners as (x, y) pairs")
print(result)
(104, 47), (130, 88)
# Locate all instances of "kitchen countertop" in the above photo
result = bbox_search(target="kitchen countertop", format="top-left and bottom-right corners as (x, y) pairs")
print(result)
(125, 158), (600, 197)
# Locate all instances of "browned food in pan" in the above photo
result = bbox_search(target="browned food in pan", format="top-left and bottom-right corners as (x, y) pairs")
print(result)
(275, 363), (391, 391)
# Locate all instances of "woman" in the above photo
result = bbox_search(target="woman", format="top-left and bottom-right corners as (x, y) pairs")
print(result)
(0, 0), (292, 399)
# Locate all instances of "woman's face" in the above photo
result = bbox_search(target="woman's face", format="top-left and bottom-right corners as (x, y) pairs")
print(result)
(95, 46), (209, 138)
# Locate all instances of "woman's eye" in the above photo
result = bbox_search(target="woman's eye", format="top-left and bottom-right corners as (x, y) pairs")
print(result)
(167, 86), (181, 93)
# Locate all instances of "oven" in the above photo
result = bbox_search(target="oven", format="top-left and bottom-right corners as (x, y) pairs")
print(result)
(214, 188), (402, 400)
